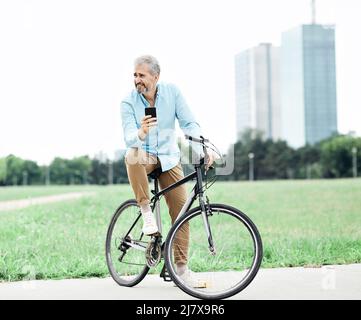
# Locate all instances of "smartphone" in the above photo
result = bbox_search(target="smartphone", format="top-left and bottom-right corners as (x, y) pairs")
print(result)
(145, 107), (157, 118)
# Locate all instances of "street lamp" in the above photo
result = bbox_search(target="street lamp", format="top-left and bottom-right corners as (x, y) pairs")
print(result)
(45, 166), (50, 186)
(248, 152), (254, 181)
(83, 170), (88, 185)
(22, 171), (28, 186)
(108, 160), (114, 185)
(352, 147), (358, 178)
(306, 164), (311, 180)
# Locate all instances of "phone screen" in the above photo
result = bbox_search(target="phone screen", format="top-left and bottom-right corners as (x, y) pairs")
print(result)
(145, 107), (157, 118)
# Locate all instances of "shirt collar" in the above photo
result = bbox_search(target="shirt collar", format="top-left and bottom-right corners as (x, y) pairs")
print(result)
(139, 83), (161, 105)
(155, 83), (161, 97)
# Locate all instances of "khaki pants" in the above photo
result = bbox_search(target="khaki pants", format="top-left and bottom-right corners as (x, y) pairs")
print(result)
(125, 147), (189, 265)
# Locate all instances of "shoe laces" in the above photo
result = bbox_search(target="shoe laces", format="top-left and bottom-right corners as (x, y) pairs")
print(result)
(143, 211), (155, 225)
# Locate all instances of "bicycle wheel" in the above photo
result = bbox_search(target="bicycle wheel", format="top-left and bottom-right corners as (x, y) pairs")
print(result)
(105, 199), (149, 287)
(164, 203), (263, 300)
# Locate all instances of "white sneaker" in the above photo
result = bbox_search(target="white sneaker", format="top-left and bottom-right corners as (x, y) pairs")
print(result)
(142, 210), (159, 235)
(178, 269), (207, 288)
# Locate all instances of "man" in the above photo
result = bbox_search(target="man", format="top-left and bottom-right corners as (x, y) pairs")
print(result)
(121, 55), (215, 287)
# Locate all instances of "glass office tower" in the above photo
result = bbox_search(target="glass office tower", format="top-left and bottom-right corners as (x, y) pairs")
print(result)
(235, 43), (281, 141)
(281, 24), (338, 147)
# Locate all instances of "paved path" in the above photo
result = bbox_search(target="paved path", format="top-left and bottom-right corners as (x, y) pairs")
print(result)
(0, 264), (360, 300)
(0, 192), (96, 212)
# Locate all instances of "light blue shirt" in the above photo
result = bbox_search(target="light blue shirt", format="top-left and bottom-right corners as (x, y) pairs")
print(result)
(121, 82), (203, 172)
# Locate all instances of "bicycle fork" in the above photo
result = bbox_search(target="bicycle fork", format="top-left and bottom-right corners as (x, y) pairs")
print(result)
(199, 194), (216, 256)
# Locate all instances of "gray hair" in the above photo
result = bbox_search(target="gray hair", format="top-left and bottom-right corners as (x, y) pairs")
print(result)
(134, 55), (161, 76)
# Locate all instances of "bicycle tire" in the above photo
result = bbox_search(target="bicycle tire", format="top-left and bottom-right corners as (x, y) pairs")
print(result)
(105, 199), (150, 287)
(164, 203), (263, 300)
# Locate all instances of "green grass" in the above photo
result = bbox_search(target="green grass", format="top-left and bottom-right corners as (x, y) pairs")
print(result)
(0, 185), (98, 202)
(0, 179), (360, 282)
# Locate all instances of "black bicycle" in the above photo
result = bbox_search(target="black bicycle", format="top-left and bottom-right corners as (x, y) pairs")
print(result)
(105, 135), (263, 300)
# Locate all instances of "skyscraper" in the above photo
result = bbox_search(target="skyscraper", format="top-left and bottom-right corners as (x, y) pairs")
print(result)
(235, 43), (281, 141)
(280, 24), (338, 147)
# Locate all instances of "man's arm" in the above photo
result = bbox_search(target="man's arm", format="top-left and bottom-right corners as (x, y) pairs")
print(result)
(121, 101), (144, 148)
(174, 85), (204, 158)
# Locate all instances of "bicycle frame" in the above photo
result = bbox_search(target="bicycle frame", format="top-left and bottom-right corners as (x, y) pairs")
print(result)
(150, 159), (216, 254)
(121, 135), (217, 257)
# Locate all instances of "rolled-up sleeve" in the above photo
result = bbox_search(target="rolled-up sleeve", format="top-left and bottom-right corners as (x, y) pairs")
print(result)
(121, 101), (143, 148)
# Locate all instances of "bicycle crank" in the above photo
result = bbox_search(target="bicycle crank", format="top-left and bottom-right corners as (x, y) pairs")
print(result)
(145, 235), (162, 268)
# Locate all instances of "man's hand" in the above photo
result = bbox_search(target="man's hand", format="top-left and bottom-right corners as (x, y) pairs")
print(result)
(205, 149), (219, 171)
(138, 115), (157, 140)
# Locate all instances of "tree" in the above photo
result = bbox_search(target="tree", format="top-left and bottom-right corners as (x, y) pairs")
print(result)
(320, 135), (361, 178)
(89, 158), (109, 185)
(232, 129), (294, 180)
(49, 157), (69, 184)
(293, 144), (321, 178)
(5, 155), (24, 185)
(23, 160), (42, 185)
(67, 156), (92, 184)
(0, 158), (6, 186)
(261, 140), (295, 179)
(113, 158), (129, 184)
(232, 129), (266, 180)
(49, 156), (92, 185)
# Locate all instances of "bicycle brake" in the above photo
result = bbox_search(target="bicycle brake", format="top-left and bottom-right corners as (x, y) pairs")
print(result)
(206, 196), (213, 216)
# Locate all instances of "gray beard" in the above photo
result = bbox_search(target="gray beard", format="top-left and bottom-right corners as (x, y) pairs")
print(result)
(136, 85), (149, 94)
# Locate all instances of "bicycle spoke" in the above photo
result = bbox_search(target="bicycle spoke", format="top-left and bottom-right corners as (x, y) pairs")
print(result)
(106, 200), (150, 286)
(165, 204), (262, 299)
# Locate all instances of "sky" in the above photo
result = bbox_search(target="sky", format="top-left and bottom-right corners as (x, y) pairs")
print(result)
(0, 0), (360, 165)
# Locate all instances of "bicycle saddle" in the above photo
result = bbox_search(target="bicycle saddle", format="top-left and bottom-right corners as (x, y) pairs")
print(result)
(147, 167), (162, 180)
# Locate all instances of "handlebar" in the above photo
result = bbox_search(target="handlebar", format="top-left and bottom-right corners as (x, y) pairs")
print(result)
(185, 135), (208, 156)
(184, 135), (209, 144)
(185, 135), (218, 171)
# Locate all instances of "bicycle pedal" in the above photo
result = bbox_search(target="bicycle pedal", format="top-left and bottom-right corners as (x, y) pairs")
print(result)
(151, 232), (162, 238)
(160, 265), (173, 282)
